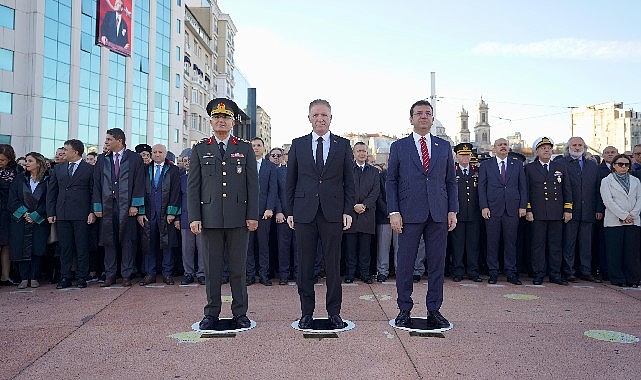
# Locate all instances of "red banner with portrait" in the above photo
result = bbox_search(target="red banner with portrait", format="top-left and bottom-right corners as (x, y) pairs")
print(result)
(96, 0), (132, 57)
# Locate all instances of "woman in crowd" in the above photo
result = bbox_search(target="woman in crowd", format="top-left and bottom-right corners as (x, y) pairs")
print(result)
(0, 144), (20, 286)
(600, 153), (641, 287)
(8, 152), (51, 289)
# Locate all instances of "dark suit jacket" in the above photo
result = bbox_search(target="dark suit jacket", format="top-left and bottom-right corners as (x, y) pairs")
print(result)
(286, 133), (355, 223)
(478, 156), (527, 217)
(274, 165), (287, 215)
(257, 158), (278, 213)
(386, 134), (458, 223)
(144, 160), (181, 218)
(560, 155), (599, 222)
(47, 160), (93, 221)
(345, 163), (379, 234)
(524, 159), (573, 220)
(187, 136), (259, 228)
(455, 164), (481, 222)
(101, 11), (129, 47)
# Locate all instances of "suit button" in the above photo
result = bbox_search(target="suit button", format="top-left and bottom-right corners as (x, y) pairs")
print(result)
(222, 172), (227, 176)
(319, 180), (322, 184)
(545, 198), (548, 201)
(223, 182), (227, 186)
(222, 162), (226, 166)
(315, 194), (319, 197)
(200, 201), (204, 204)
(223, 193), (227, 198)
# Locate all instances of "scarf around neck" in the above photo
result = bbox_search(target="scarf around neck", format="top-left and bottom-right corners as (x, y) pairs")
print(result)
(613, 172), (630, 194)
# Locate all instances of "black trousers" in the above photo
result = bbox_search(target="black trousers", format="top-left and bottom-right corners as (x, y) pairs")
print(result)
(562, 220), (593, 277)
(58, 220), (89, 280)
(530, 220), (563, 280)
(295, 207), (342, 316)
(246, 218), (271, 279)
(344, 232), (373, 279)
(449, 220), (480, 277)
(604, 225), (641, 285)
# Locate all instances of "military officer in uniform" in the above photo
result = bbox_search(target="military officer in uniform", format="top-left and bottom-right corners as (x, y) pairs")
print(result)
(188, 98), (259, 330)
(525, 137), (573, 285)
(450, 143), (482, 282)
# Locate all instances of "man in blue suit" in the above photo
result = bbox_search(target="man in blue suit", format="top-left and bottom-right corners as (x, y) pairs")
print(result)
(387, 99), (458, 329)
(478, 138), (528, 285)
(246, 137), (278, 286)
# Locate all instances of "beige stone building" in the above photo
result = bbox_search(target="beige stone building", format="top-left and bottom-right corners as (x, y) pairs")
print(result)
(571, 101), (641, 154)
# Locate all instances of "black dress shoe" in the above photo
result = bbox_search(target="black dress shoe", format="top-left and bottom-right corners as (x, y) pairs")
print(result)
(278, 279), (288, 285)
(298, 314), (313, 329)
(577, 273), (596, 282)
(199, 276), (207, 285)
(488, 275), (498, 284)
(344, 278), (354, 284)
(507, 276), (522, 285)
(76, 278), (87, 288)
(181, 274), (194, 285)
(199, 315), (219, 330)
(245, 276), (256, 286)
(452, 276), (462, 282)
(470, 276), (483, 282)
(139, 275), (156, 286)
(328, 314), (345, 329)
(364, 277), (373, 284)
(413, 275), (422, 283)
(428, 310), (450, 328)
(376, 274), (387, 282)
(259, 278), (272, 286)
(395, 310), (412, 327)
(100, 277), (115, 287)
(550, 278), (568, 286)
(233, 314), (251, 329)
(56, 277), (72, 289)
(566, 276), (579, 283)
(532, 278), (543, 285)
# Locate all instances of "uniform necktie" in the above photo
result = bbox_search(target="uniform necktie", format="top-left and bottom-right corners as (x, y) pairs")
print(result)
(219, 142), (225, 157)
(316, 136), (324, 171)
(500, 160), (505, 181)
(420, 136), (430, 172)
(463, 168), (467, 176)
(543, 163), (548, 172)
(68, 162), (75, 177)
(154, 164), (161, 186)
(114, 152), (120, 178)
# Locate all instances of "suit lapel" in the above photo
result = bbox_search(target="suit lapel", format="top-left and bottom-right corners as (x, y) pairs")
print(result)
(323, 133), (340, 175)
(406, 135), (424, 173)
(428, 137), (439, 175)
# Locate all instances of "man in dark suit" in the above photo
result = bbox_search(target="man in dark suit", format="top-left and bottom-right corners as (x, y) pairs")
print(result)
(246, 137), (278, 286)
(525, 137), (573, 285)
(138, 144), (181, 286)
(344, 142), (379, 284)
(595, 146), (618, 281)
(188, 98), (259, 330)
(478, 138), (528, 285)
(93, 128), (145, 287)
(387, 99), (458, 329)
(271, 148), (298, 285)
(559, 137), (600, 282)
(450, 143), (482, 282)
(286, 99), (355, 330)
(100, 0), (129, 49)
(47, 139), (96, 289)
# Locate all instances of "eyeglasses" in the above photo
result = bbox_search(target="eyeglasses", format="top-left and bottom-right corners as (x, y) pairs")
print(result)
(614, 162), (631, 167)
(270, 154), (282, 158)
(211, 114), (232, 120)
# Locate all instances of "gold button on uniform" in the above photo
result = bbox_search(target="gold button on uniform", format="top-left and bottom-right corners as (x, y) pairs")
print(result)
(222, 172), (227, 176)
(222, 182), (227, 186)
(223, 193), (227, 198)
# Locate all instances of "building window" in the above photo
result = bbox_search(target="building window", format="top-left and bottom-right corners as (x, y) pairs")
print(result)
(0, 5), (14, 30)
(175, 100), (180, 115)
(176, 46), (180, 61)
(0, 91), (12, 114)
(175, 73), (180, 88)
(176, 19), (180, 34)
(174, 128), (179, 143)
(0, 48), (13, 72)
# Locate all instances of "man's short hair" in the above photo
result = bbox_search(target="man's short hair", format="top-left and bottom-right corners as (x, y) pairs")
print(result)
(309, 99), (331, 113)
(64, 139), (85, 156)
(353, 141), (367, 149)
(270, 147), (283, 154)
(410, 100), (433, 117)
(251, 137), (265, 145)
(87, 152), (98, 158)
(107, 128), (126, 145)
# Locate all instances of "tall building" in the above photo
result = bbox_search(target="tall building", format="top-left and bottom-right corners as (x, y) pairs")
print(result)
(255, 106), (271, 150)
(474, 97), (491, 152)
(571, 101), (641, 153)
(458, 106), (470, 143)
(506, 131), (525, 151)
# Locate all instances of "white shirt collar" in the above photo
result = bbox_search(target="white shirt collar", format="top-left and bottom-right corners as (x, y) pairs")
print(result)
(412, 132), (431, 144)
(312, 131), (330, 142)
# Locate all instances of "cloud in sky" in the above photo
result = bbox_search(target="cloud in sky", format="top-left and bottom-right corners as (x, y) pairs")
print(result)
(472, 38), (641, 61)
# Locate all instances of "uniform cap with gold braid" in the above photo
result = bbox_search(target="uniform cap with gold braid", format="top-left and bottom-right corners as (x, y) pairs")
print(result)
(533, 136), (554, 150)
(454, 143), (473, 155)
(206, 98), (238, 118)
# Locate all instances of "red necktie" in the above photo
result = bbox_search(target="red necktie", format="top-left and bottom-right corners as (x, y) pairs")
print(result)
(420, 137), (430, 172)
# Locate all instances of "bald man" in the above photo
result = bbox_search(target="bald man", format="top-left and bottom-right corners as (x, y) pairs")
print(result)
(139, 144), (181, 286)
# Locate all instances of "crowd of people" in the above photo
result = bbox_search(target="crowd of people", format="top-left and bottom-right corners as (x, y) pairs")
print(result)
(0, 128), (640, 297)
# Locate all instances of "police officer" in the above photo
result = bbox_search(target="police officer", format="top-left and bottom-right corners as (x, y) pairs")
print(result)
(450, 144), (482, 282)
(525, 137), (572, 285)
(188, 98), (259, 330)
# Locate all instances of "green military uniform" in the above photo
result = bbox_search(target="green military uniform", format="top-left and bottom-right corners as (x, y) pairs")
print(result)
(187, 103), (259, 321)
